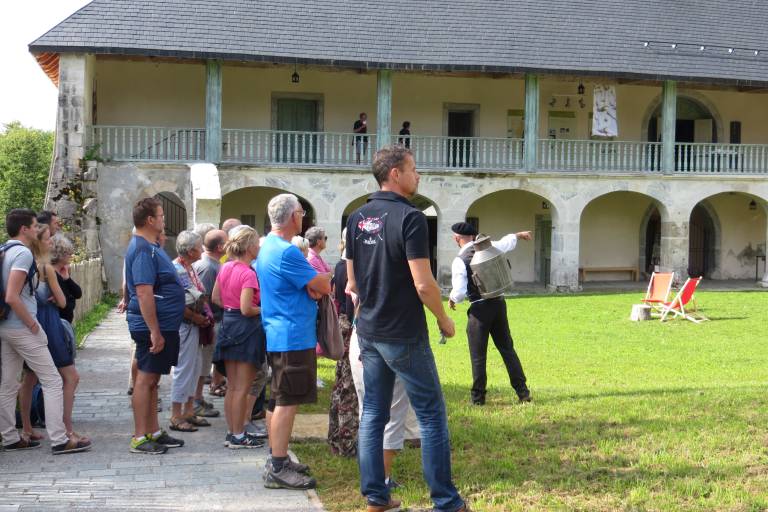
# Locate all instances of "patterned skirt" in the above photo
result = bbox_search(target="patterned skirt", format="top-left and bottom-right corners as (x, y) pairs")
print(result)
(327, 314), (359, 457)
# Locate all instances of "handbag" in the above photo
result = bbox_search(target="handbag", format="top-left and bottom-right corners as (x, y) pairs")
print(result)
(316, 294), (344, 360)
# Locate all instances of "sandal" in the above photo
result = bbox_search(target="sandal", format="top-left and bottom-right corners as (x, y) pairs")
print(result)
(169, 417), (198, 432)
(23, 430), (44, 442)
(209, 384), (227, 397)
(67, 432), (92, 444)
(185, 415), (211, 427)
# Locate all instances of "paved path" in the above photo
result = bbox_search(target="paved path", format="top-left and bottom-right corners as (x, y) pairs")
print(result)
(0, 312), (323, 512)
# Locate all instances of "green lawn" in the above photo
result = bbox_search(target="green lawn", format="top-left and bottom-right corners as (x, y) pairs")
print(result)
(293, 291), (768, 512)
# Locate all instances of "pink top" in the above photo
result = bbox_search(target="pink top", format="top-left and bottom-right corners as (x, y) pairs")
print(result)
(216, 261), (260, 309)
(307, 248), (331, 274)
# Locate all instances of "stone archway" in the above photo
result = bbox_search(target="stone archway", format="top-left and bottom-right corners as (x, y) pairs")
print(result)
(466, 189), (558, 286)
(641, 91), (725, 143)
(221, 186), (316, 236)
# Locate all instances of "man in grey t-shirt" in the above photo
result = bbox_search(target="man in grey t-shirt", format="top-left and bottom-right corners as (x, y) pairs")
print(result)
(191, 229), (227, 416)
(0, 209), (86, 454)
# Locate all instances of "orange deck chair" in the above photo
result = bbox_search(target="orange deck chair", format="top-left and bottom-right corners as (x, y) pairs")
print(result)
(641, 272), (675, 314)
(659, 277), (708, 323)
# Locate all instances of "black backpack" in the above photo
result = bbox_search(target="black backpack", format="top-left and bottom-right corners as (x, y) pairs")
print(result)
(0, 241), (37, 321)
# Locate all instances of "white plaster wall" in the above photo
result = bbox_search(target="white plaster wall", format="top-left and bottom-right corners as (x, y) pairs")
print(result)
(466, 191), (549, 282)
(579, 192), (655, 280)
(95, 59), (206, 126)
(706, 193), (767, 279)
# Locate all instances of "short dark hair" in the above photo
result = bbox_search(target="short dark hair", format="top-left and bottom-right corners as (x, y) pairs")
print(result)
(133, 197), (161, 228)
(372, 145), (413, 186)
(359, 112), (366, 118)
(402, 121), (410, 128)
(37, 210), (57, 225)
(6, 208), (37, 237)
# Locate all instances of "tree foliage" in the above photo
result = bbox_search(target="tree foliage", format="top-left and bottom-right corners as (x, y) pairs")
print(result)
(0, 121), (54, 235)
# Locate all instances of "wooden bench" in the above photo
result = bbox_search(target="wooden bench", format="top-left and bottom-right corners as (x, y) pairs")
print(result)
(579, 267), (639, 282)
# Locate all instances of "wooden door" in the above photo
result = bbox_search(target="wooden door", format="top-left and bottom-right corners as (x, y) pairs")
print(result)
(276, 99), (318, 163)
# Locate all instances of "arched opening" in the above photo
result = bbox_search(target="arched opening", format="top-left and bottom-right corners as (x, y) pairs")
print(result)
(689, 193), (766, 280)
(580, 191), (664, 283)
(154, 191), (187, 258)
(221, 186), (316, 236)
(647, 96), (718, 143)
(342, 194), (439, 276)
(466, 190), (555, 286)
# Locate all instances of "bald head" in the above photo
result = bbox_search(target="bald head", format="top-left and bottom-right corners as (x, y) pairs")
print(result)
(204, 229), (228, 256)
(221, 218), (241, 233)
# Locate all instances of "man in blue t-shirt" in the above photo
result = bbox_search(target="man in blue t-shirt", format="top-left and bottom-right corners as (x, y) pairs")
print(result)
(346, 145), (467, 512)
(124, 197), (186, 455)
(256, 193), (331, 491)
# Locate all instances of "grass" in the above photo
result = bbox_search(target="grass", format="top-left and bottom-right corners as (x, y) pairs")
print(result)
(75, 293), (118, 348)
(292, 291), (768, 512)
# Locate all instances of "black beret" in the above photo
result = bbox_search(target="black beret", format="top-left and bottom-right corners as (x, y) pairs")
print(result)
(451, 222), (478, 236)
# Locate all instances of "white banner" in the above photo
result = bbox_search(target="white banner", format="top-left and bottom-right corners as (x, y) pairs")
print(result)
(592, 84), (618, 137)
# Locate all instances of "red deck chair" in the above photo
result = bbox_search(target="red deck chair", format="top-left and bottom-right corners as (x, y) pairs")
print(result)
(641, 272), (674, 314)
(659, 277), (708, 323)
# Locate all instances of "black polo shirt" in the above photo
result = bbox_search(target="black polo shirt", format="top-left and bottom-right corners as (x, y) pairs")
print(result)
(345, 191), (430, 343)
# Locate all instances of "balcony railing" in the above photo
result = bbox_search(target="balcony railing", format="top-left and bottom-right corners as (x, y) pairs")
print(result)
(91, 126), (205, 161)
(674, 143), (768, 173)
(90, 126), (768, 174)
(539, 139), (662, 173)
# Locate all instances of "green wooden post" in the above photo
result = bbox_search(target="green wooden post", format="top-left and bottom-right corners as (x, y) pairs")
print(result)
(377, 70), (392, 149)
(662, 80), (677, 174)
(205, 60), (223, 163)
(524, 74), (539, 171)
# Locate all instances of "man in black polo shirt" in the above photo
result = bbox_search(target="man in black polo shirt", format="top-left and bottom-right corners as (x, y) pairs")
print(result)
(346, 145), (467, 512)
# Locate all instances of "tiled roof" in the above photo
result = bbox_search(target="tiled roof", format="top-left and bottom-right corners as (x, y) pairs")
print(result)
(29, 0), (768, 86)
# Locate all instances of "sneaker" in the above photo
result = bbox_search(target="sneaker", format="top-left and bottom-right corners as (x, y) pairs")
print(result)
(127, 387), (133, 396)
(130, 437), (167, 454)
(265, 456), (311, 475)
(264, 465), (317, 490)
(151, 431), (184, 448)
(228, 433), (264, 449)
(385, 476), (401, 490)
(224, 432), (233, 447)
(194, 400), (220, 418)
(52, 438), (92, 455)
(3, 438), (41, 451)
(244, 421), (268, 439)
(518, 392), (532, 403)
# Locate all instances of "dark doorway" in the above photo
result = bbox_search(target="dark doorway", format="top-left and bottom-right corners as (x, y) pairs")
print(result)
(447, 111), (474, 167)
(688, 204), (715, 278)
(276, 99), (319, 163)
(676, 120), (695, 143)
(535, 216), (552, 285)
(154, 192), (187, 258)
(644, 209), (661, 274)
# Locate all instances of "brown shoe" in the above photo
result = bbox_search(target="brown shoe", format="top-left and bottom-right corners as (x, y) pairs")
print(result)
(367, 499), (401, 512)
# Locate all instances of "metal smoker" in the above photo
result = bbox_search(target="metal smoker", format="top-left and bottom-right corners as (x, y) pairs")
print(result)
(469, 234), (515, 299)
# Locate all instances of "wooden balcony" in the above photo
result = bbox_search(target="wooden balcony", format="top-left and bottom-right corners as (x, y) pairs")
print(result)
(89, 126), (768, 174)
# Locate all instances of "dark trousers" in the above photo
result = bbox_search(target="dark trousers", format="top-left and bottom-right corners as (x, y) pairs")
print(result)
(466, 298), (528, 403)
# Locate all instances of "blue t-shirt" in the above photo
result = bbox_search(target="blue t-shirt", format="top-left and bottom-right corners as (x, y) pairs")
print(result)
(256, 233), (319, 352)
(125, 235), (185, 332)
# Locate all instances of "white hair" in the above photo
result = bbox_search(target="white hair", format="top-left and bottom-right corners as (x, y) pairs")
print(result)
(176, 230), (202, 256)
(305, 226), (326, 248)
(268, 194), (300, 227)
(291, 236), (310, 255)
(193, 223), (216, 239)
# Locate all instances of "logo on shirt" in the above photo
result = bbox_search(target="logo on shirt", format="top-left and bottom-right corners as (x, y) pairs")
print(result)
(356, 212), (388, 245)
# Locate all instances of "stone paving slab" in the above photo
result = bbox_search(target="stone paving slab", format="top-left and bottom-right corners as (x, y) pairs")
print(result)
(1, 311), (323, 512)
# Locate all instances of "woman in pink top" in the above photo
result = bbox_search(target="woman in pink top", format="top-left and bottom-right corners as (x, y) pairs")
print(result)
(211, 226), (265, 449)
(305, 226), (331, 273)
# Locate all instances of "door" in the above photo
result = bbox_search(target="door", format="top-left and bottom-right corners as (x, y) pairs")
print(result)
(535, 216), (552, 285)
(276, 99), (318, 163)
(688, 204), (714, 278)
(447, 111), (474, 167)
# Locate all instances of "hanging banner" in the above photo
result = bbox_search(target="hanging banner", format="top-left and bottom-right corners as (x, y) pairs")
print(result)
(592, 84), (618, 137)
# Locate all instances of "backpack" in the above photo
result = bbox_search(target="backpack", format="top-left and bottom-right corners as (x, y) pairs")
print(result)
(0, 241), (38, 321)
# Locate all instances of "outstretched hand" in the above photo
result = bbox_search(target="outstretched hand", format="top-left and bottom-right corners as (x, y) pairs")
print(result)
(516, 231), (533, 241)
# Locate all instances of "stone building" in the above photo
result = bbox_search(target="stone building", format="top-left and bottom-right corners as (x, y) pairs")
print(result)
(30, 0), (768, 292)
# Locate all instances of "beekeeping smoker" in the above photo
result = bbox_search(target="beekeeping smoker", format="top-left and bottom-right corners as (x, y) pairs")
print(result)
(448, 222), (532, 405)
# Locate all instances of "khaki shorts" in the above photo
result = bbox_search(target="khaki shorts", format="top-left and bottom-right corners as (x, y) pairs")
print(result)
(267, 348), (317, 410)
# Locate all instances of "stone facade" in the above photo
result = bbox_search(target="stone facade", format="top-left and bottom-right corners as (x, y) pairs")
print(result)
(95, 162), (768, 292)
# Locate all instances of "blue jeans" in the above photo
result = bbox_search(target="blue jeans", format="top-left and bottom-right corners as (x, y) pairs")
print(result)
(357, 336), (464, 511)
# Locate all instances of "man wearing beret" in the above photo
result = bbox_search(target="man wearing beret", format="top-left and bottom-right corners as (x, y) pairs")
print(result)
(448, 222), (533, 405)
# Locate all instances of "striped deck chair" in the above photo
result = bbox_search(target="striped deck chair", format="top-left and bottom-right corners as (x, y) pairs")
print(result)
(641, 272), (674, 315)
(660, 277), (708, 323)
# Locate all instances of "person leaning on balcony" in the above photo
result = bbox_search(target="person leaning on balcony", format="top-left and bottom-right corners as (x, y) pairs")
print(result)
(256, 193), (332, 490)
(124, 197), (186, 454)
(398, 121), (411, 149)
(448, 222), (532, 406)
(345, 145), (467, 512)
(353, 112), (369, 164)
